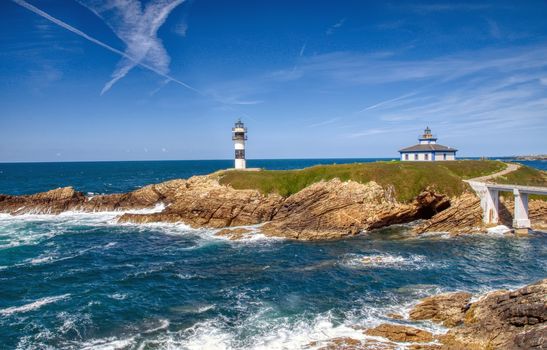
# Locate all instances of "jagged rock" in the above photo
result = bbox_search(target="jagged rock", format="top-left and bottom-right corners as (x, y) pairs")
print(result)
(4, 173), (540, 240)
(0, 179), (188, 215)
(500, 197), (547, 231)
(0, 187), (86, 215)
(409, 291), (472, 327)
(441, 279), (547, 349)
(215, 228), (253, 240)
(386, 313), (404, 320)
(318, 280), (546, 349)
(262, 179), (449, 240)
(413, 193), (484, 235)
(119, 176), (283, 228)
(310, 337), (397, 350)
(364, 324), (434, 343)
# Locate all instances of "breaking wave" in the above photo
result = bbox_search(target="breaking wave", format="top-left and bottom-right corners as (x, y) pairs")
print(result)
(0, 294), (70, 316)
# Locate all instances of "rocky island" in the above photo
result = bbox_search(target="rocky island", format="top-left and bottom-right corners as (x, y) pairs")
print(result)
(0, 160), (546, 239)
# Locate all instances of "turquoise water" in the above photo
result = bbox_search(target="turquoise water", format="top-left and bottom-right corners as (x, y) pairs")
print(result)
(0, 159), (546, 349)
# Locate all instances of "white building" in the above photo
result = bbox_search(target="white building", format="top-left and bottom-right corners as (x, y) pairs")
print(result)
(232, 119), (247, 169)
(399, 127), (457, 161)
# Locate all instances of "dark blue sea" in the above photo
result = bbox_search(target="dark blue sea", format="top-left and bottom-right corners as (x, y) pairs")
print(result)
(0, 159), (545, 349)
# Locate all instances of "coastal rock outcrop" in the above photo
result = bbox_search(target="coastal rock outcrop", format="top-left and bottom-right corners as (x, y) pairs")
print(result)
(314, 279), (546, 349)
(409, 291), (472, 327)
(440, 279), (547, 349)
(412, 193), (484, 235)
(261, 179), (449, 240)
(1, 172), (543, 239)
(0, 179), (187, 215)
(364, 324), (434, 343)
(0, 187), (86, 215)
(118, 176), (283, 227)
(0, 176), (453, 240)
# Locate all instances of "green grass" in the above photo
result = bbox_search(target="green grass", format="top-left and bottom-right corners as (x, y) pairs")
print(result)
(218, 160), (507, 202)
(492, 164), (547, 201)
(492, 164), (547, 187)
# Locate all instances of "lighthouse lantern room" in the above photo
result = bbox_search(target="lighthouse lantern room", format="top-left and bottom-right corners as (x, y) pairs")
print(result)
(232, 119), (247, 169)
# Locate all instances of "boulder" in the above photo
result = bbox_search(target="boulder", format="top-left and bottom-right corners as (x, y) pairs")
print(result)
(442, 279), (547, 349)
(364, 324), (434, 343)
(409, 291), (472, 327)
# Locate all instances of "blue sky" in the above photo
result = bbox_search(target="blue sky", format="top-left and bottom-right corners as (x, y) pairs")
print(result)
(1, 0), (546, 162)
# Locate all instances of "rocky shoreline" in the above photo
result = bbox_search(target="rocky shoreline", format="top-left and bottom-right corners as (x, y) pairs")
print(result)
(0, 173), (545, 240)
(313, 279), (546, 349)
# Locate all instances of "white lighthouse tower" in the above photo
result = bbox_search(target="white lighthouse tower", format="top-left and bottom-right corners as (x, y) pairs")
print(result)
(232, 119), (247, 169)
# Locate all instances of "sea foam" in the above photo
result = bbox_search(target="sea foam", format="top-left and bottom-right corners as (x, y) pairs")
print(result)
(0, 294), (70, 316)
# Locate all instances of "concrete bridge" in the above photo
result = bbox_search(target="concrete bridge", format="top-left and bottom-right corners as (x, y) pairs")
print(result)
(466, 180), (547, 234)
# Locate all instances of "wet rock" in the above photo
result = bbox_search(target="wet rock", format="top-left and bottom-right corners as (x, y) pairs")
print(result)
(364, 324), (434, 343)
(386, 313), (404, 320)
(409, 291), (472, 327)
(0, 179), (188, 215)
(0, 187), (86, 215)
(215, 228), (253, 240)
(311, 337), (397, 350)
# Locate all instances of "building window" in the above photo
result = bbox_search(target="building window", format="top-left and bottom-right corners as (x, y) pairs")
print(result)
(425, 154), (429, 160)
(404, 154), (409, 160)
(414, 154), (418, 160)
(235, 150), (245, 159)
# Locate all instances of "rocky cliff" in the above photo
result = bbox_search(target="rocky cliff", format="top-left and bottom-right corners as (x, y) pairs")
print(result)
(313, 279), (546, 349)
(0, 173), (544, 239)
(0, 175), (454, 240)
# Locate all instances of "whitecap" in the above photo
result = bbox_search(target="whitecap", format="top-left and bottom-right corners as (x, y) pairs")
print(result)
(143, 319), (170, 334)
(109, 293), (127, 300)
(487, 225), (511, 235)
(340, 253), (435, 270)
(0, 294), (70, 316)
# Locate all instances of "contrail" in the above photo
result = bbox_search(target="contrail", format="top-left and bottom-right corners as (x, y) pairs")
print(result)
(12, 0), (200, 94)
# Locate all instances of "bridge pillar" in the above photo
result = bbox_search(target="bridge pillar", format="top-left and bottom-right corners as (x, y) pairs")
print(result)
(513, 189), (530, 235)
(483, 188), (499, 225)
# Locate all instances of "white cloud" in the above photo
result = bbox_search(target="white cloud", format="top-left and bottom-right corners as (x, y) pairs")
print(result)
(326, 18), (346, 35)
(13, 0), (198, 94)
(80, 0), (186, 94)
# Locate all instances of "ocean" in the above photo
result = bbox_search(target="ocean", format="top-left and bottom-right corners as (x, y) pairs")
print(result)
(0, 159), (546, 349)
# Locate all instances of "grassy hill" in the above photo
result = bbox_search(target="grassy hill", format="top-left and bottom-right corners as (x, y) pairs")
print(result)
(492, 164), (547, 187)
(219, 160), (509, 202)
